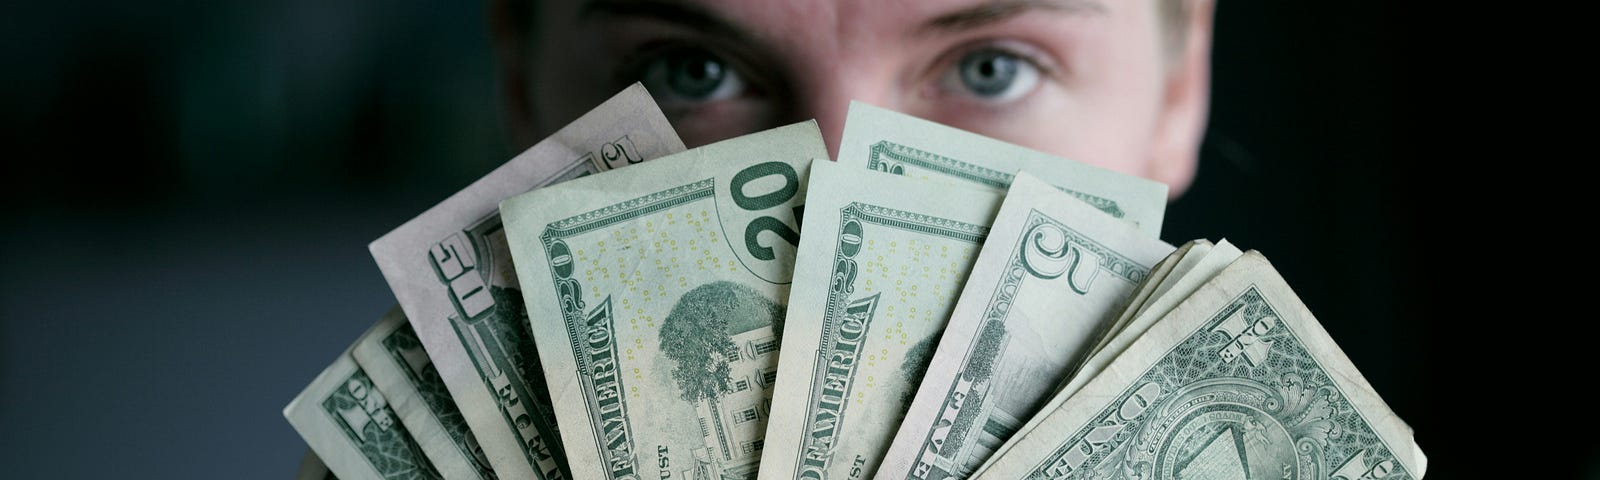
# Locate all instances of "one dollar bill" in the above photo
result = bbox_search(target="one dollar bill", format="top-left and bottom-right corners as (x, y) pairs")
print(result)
(502, 122), (827, 480)
(369, 84), (685, 480)
(973, 253), (1426, 480)
(285, 322), (441, 480)
(352, 307), (498, 479)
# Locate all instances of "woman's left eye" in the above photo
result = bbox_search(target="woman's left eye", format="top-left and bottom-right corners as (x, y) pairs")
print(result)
(941, 48), (1042, 103)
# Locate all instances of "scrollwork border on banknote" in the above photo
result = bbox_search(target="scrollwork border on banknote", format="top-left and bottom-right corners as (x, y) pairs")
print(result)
(788, 202), (989, 479)
(321, 369), (441, 478)
(905, 210), (1151, 479)
(864, 141), (1124, 218)
(381, 325), (489, 474)
(1017, 211), (1147, 285)
(436, 213), (567, 476)
(1025, 287), (1415, 480)
(537, 179), (718, 479)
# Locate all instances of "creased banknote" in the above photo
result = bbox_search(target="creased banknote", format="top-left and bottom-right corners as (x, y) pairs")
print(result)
(875, 173), (1173, 480)
(972, 253), (1426, 480)
(369, 84), (685, 480)
(352, 307), (498, 479)
(835, 102), (1167, 235)
(285, 322), (442, 480)
(759, 160), (1000, 480)
(501, 122), (826, 480)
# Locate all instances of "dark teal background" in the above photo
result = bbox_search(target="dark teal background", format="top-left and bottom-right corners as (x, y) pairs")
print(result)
(1, 1), (1466, 478)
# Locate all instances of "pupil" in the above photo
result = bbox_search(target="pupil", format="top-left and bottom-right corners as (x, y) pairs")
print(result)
(670, 52), (725, 99)
(962, 51), (1016, 97)
(688, 60), (711, 79)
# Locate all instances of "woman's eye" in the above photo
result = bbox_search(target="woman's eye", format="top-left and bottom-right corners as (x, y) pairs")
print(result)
(942, 48), (1041, 103)
(639, 48), (747, 104)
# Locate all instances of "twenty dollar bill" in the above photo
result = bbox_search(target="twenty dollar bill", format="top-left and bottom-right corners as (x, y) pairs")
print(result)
(758, 160), (1000, 480)
(502, 122), (827, 480)
(834, 102), (1167, 235)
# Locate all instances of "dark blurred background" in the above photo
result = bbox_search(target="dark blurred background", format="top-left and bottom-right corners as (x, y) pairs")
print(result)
(2, 1), (1458, 478)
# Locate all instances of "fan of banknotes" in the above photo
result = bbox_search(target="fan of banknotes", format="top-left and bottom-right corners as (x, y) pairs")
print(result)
(285, 84), (1426, 480)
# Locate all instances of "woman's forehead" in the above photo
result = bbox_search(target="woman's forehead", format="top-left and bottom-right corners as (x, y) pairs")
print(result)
(555, 0), (1123, 40)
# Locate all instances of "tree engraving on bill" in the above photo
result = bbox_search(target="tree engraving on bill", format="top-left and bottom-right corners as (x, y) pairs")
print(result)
(322, 368), (442, 479)
(504, 123), (820, 480)
(429, 214), (568, 479)
(865, 141), (1127, 220)
(662, 281), (788, 461)
(536, 173), (799, 479)
(791, 202), (989, 480)
(379, 319), (499, 478)
(1026, 287), (1417, 480)
(905, 210), (1152, 480)
(509, 131), (818, 480)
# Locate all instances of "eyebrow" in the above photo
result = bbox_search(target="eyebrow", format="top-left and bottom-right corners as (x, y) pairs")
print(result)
(920, 0), (1107, 35)
(579, 0), (759, 46)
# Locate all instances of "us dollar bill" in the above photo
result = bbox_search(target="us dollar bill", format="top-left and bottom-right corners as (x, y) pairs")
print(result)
(758, 160), (1001, 480)
(972, 253), (1427, 480)
(500, 122), (827, 480)
(875, 173), (1174, 480)
(352, 306), (497, 479)
(1085, 242), (1218, 359)
(284, 324), (442, 480)
(834, 102), (1167, 235)
(970, 240), (1239, 478)
(1076, 240), (1202, 367)
(369, 84), (686, 480)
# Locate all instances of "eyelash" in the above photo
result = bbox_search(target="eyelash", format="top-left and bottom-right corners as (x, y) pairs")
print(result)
(610, 37), (1059, 108)
(613, 41), (770, 95)
(612, 40), (688, 86)
(928, 40), (1060, 95)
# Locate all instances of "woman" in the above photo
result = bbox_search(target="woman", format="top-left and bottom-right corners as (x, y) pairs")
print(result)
(491, 0), (1215, 199)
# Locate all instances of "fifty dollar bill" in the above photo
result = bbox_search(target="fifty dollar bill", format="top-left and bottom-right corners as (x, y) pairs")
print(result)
(369, 84), (685, 480)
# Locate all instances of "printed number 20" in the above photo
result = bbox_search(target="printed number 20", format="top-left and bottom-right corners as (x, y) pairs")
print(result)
(731, 162), (801, 261)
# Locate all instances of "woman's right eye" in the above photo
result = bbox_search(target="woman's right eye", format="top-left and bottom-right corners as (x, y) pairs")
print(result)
(638, 48), (748, 105)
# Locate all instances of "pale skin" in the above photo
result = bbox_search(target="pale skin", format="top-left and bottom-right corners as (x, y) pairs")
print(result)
(491, 0), (1214, 198)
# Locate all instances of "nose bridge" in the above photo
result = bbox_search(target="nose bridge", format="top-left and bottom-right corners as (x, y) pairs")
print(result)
(793, 59), (891, 161)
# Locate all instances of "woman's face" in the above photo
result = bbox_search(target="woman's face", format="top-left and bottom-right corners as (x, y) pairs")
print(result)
(509, 0), (1212, 197)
